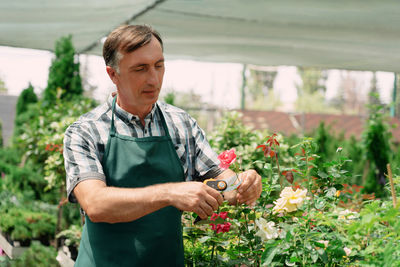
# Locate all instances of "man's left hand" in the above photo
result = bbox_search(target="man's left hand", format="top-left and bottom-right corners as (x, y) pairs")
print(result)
(236, 170), (262, 206)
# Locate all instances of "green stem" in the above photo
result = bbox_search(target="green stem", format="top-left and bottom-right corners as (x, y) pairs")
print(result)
(210, 241), (216, 265)
(304, 147), (312, 204)
(273, 143), (283, 190)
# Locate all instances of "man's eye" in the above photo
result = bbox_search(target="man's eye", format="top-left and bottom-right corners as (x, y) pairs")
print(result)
(156, 64), (164, 69)
(134, 68), (145, 72)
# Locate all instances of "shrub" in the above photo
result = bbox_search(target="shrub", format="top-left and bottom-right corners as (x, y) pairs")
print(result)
(0, 206), (56, 246)
(10, 242), (59, 267)
(15, 83), (38, 116)
(362, 99), (392, 197)
(43, 35), (83, 105)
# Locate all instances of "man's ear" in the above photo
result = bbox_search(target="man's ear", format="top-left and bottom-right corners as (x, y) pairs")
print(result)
(106, 66), (119, 85)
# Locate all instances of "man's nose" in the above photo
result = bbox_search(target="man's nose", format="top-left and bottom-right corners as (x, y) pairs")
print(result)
(147, 67), (159, 86)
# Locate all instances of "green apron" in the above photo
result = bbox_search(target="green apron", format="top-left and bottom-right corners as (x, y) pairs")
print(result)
(75, 96), (185, 266)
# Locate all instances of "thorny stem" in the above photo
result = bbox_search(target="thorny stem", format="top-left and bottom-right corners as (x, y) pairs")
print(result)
(273, 142), (283, 190)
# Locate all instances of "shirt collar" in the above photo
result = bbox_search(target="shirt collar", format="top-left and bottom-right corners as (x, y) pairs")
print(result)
(107, 93), (157, 123)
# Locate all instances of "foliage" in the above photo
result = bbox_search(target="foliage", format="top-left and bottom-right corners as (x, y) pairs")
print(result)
(362, 94), (393, 197)
(184, 111), (400, 266)
(295, 67), (335, 113)
(0, 147), (54, 202)
(209, 111), (263, 153)
(15, 83), (38, 116)
(9, 242), (60, 267)
(0, 206), (56, 245)
(56, 224), (81, 249)
(163, 91), (176, 105)
(43, 35), (83, 105)
(0, 119), (2, 147)
(246, 68), (281, 110)
(0, 74), (7, 94)
(13, 97), (96, 168)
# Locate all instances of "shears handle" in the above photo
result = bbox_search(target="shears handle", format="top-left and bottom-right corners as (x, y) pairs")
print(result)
(203, 178), (227, 191)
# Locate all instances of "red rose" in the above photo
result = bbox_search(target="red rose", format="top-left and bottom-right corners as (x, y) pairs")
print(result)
(219, 212), (228, 220)
(218, 148), (237, 169)
(210, 223), (216, 231)
(221, 222), (232, 233)
(210, 213), (219, 221)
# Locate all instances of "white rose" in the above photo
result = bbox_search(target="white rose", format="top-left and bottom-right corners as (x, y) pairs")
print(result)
(255, 218), (279, 241)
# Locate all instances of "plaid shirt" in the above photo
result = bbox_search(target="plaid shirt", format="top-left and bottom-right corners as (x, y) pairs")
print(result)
(64, 94), (222, 203)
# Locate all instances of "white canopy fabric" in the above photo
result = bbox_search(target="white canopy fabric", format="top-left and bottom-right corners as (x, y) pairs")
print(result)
(1, 0), (400, 72)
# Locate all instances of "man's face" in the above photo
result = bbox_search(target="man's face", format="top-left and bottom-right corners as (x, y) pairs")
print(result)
(107, 36), (165, 111)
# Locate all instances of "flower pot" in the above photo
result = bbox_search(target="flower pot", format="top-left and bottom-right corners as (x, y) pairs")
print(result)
(56, 246), (75, 267)
(0, 229), (28, 259)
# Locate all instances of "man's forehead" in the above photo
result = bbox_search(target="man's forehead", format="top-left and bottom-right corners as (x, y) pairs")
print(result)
(120, 38), (164, 65)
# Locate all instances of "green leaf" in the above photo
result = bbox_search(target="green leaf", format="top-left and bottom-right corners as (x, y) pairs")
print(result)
(262, 246), (279, 266)
(334, 183), (344, 190)
(315, 198), (326, 209)
(314, 241), (326, 249)
(285, 230), (292, 242)
(325, 187), (337, 198)
(198, 236), (211, 243)
(311, 250), (319, 263)
(317, 248), (328, 263)
(317, 170), (329, 179)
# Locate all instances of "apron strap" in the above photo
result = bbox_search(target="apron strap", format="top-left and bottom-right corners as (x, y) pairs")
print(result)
(156, 103), (172, 139)
(110, 95), (117, 135)
(111, 95), (172, 139)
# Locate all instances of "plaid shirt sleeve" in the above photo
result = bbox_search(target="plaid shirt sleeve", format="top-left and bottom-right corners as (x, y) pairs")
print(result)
(185, 113), (223, 181)
(63, 122), (106, 203)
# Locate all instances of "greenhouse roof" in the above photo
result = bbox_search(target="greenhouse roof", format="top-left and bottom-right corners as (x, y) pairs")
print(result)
(1, 0), (400, 72)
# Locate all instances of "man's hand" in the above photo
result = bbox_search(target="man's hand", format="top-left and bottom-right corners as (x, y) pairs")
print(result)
(237, 170), (262, 206)
(166, 182), (224, 219)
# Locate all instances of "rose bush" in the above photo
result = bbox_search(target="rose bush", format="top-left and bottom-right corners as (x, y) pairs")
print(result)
(183, 112), (400, 266)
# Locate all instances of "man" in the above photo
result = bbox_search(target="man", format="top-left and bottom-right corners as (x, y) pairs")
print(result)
(64, 24), (262, 266)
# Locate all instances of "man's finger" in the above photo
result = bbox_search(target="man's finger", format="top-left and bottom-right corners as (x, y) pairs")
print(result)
(205, 185), (224, 205)
(200, 202), (214, 217)
(237, 171), (254, 194)
(205, 194), (220, 211)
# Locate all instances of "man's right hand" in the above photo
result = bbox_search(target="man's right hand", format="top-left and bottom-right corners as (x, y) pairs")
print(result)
(165, 182), (223, 219)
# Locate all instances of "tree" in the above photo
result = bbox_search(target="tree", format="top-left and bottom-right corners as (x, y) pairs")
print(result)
(368, 72), (381, 106)
(246, 68), (280, 110)
(43, 35), (83, 105)
(362, 93), (391, 197)
(297, 67), (327, 95)
(15, 83), (38, 116)
(295, 67), (329, 113)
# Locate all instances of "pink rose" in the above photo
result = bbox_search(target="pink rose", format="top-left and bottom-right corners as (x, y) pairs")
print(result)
(218, 148), (237, 169)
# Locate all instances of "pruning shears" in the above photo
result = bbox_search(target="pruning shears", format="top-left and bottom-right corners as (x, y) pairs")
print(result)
(203, 174), (242, 192)
(193, 174), (242, 224)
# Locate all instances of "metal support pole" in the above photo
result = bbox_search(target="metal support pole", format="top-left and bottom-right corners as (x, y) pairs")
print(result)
(391, 73), (397, 117)
(240, 64), (247, 110)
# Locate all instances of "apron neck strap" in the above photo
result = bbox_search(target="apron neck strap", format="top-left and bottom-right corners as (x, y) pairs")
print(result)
(111, 95), (171, 138)
(156, 103), (172, 139)
(111, 95), (117, 135)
